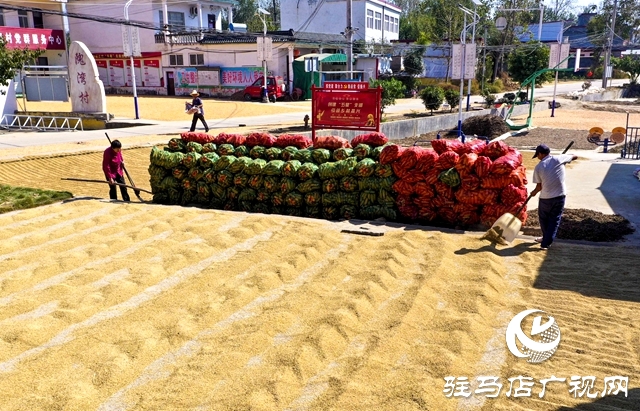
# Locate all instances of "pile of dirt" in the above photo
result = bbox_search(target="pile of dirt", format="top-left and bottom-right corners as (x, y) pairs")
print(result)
(525, 208), (635, 242)
(461, 114), (511, 138)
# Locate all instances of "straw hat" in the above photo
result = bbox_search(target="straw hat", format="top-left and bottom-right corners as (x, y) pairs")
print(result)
(190, 90), (199, 96)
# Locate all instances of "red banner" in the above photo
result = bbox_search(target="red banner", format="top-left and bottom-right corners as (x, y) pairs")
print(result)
(324, 81), (369, 90)
(96, 60), (107, 68)
(144, 59), (160, 68)
(109, 60), (124, 68)
(312, 86), (381, 130)
(93, 52), (162, 59)
(126, 60), (141, 68)
(0, 27), (65, 50)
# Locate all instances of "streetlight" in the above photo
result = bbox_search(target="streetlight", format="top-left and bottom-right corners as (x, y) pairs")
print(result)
(456, 4), (476, 139)
(461, 0), (481, 112)
(256, 8), (270, 103)
(124, 0), (139, 119)
(499, 2), (544, 42)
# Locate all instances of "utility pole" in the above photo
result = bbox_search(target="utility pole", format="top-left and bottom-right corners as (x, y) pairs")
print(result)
(601, 0), (617, 89)
(346, 0), (353, 79)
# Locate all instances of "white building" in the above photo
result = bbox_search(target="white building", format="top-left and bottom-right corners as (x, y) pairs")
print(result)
(279, 0), (401, 44)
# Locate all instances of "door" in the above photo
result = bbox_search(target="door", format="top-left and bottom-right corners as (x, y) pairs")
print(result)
(167, 72), (175, 96)
(208, 14), (216, 29)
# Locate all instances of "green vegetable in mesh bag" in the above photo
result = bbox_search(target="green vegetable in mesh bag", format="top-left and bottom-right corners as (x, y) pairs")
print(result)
(282, 160), (302, 178)
(297, 179), (321, 193)
(217, 170), (234, 187)
(271, 206), (284, 215)
(228, 156), (252, 174)
(285, 192), (303, 207)
(167, 188), (181, 204)
(202, 143), (217, 153)
(353, 143), (371, 159)
(285, 207), (302, 217)
(150, 146), (184, 169)
(354, 158), (376, 178)
(438, 167), (461, 188)
(264, 160), (285, 176)
(197, 181), (210, 198)
(265, 147), (282, 160)
(188, 167), (204, 181)
(248, 174), (264, 189)
(280, 177), (297, 193)
(340, 192), (359, 206)
(360, 190), (377, 208)
(203, 168), (217, 184)
(322, 193), (339, 206)
(210, 183), (226, 201)
(213, 155), (236, 171)
(254, 203), (270, 214)
(312, 148), (331, 164)
(234, 145), (249, 157)
(298, 163), (318, 180)
(233, 173), (248, 187)
(209, 197), (224, 209)
(293, 148), (313, 163)
(196, 194), (210, 205)
(182, 178), (196, 191)
(271, 192), (284, 206)
(281, 146), (298, 161)
(263, 176), (280, 192)
(319, 157), (357, 179)
(379, 176), (396, 191)
(378, 189), (395, 208)
(323, 206), (339, 220)
(250, 145), (266, 159)
(360, 206), (397, 221)
(304, 191), (321, 206)
(340, 176), (358, 192)
(322, 179), (339, 193)
(153, 192), (168, 204)
(226, 186), (240, 201)
(218, 144), (235, 156)
(333, 148), (354, 161)
(223, 200), (236, 210)
(245, 158), (267, 175)
(239, 188), (257, 202)
(340, 205), (358, 220)
(182, 152), (201, 168)
(181, 190), (195, 206)
(239, 201), (253, 212)
(158, 176), (179, 190)
(186, 141), (203, 153)
(167, 138), (186, 152)
(199, 152), (220, 168)
(256, 191), (270, 202)
(305, 205), (320, 218)
(374, 163), (393, 178)
(370, 144), (387, 161)
(172, 167), (188, 180)
(148, 164), (166, 186)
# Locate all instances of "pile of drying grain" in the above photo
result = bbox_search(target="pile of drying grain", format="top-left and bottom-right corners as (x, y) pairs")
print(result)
(461, 114), (511, 138)
(526, 208), (635, 242)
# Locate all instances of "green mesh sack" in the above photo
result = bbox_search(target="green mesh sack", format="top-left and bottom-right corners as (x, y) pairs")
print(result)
(202, 168), (217, 184)
(339, 192), (359, 206)
(271, 192), (284, 206)
(280, 177), (297, 194)
(199, 152), (220, 168)
(340, 205), (358, 220)
(271, 206), (284, 215)
(360, 189), (377, 208)
(321, 193), (340, 206)
(202, 143), (217, 153)
(265, 147), (282, 161)
(167, 188), (181, 204)
(248, 174), (264, 190)
(354, 158), (376, 178)
(217, 170), (234, 187)
(182, 152), (201, 168)
(245, 158), (267, 175)
(305, 205), (321, 218)
(340, 176), (358, 192)
(304, 191), (321, 206)
(228, 156), (252, 174)
(282, 160), (302, 178)
(213, 155), (236, 172)
(238, 200), (252, 212)
(263, 176), (280, 192)
(293, 148), (313, 163)
(172, 167), (188, 180)
(370, 145), (387, 161)
(186, 141), (203, 153)
(210, 183), (226, 201)
(188, 167), (204, 181)
(322, 179), (339, 193)
(438, 167), (461, 188)
(378, 189), (395, 208)
(333, 148), (354, 161)
(298, 163), (318, 180)
(296, 179), (321, 193)
(234, 145), (249, 157)
(323, 206), (339, 220)
(150, 146), (184, 169)
(285, 192), (304, 207)
(196, 194), (210, 205)
(226, 186), (240, 201)
(148, 164), (167, 187)
(359, 177), (380, 191)
(312, 148), (331, 164)
(233, 173), (249, 187)
(182, 178), (196, 192)
(250, 145), (266, 159)
(285, 207), (302, 217)
(181, 190), (195, 206)
(281, 146), (299, 161)
(319, 157), (356, 179)
(379, 176), (397, 191)
(158, 176), (179, 191)
(254, 203), (270, 214)
(223, 200), (237, 211)
(360, 206), (397, 221)
(256, 191), (270, 202)
(209, 197), (224, 209)
(264, 160), (285, 176)
(239, 188), (257, 202)
(197, 181), (210, 198)
(218, 143), (236, 156)
(166, 138), (186, 153)
(374, 163), (393, 178)
(152, 192), (168, 204)
(353, 144), (371, 159)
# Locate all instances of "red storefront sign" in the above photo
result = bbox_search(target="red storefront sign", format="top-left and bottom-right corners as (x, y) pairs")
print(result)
(144, 59), (160, 68)
(311, 84), (382, 141)
(109, 60), (124, 68)
(93, 52), (162, 59)
(0, 27), (65, 50)
(126, 60), (141, 68)
(96, 60), (107, 68)
(323, 81), (369, 90)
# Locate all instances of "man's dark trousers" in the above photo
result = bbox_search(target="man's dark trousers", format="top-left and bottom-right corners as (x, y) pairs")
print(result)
(108, 175), (130, 201)
(190, 113), (209, 132)
(538, 195), (565, 248)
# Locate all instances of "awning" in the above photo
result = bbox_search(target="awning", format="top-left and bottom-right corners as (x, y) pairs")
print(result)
(294, 53), (347, 63)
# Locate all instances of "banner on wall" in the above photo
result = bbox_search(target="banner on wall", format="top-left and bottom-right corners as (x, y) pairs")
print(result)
(96, 60), (108, 85)
(220, 67), (263, 87)
(176, 67), (198, 88)
(143, 60), (161, 87)
(109, 60), (125, 87)
(0, 27), (65, 50)
(125, 60), (142, 87)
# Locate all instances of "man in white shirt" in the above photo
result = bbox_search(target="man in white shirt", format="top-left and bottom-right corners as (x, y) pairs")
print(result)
(530, 144), (578, 249)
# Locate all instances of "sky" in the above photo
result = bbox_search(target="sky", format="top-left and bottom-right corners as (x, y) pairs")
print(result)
(569, 0), (600, 12)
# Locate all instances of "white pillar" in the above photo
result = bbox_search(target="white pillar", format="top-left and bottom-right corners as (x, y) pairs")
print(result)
(198, 4), (203, 31)
(216, 9), (222, 31)
(163, 2), (169, 34)
(227, 7), (233, 25)
(288, 45), (294, 95)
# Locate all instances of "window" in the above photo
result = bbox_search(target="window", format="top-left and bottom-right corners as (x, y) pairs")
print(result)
(384, 15), (389, 32)
(189, 53), (204, 65)
(33, 11), (44, 29)
(374, 12), (381, 30)
(159, 10), (164, 29)
(167, 11), (185, 29)
(394, 17), (399, 33)
(0, 9), (4, 26)
(18, 10), (29, 28)
(366, 10), (373, 29)
(169, 54), (184, 66)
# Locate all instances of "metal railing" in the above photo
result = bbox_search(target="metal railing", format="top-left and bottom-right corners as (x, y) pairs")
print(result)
(0, 114), (83, 132)
(154, 32), (201, 44)
(622, 127), (640, 160)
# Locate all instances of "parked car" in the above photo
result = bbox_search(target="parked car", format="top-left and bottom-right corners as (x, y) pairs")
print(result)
(243, 76), (286, 102)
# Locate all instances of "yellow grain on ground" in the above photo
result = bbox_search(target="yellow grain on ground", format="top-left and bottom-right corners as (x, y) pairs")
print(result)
(20, 96), (310, 121)
(0, 199), (639, 410)
(512, 109), (634, 131)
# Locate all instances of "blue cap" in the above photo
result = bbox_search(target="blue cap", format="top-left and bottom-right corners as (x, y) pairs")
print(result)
(533, 144), (550, 159)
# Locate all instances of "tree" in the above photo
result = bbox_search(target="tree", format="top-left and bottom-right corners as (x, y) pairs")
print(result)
(586, 0), (640, 69)
(371, 78), (405, 113)
(544, 0), (577, 21)
(611, 55), (640, 84)
(403, 47), (424, 76)
(420, 86), (444, 115)
(443, 88), (460, 112)
(0, 40), (43, 86)
(507, 42), (552, 85)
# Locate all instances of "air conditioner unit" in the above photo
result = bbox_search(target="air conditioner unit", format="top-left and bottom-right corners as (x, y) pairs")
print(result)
(189, 6), (198, 16)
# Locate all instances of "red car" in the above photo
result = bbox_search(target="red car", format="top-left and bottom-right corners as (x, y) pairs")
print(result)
(243, 76), (286, 102)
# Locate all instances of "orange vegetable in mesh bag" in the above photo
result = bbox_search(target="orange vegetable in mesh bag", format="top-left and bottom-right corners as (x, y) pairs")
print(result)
(455, 188), (499, 205)
(474, 156), (492, 178)
(455, 153), (478, 174)
(398, 146), (424, 170)
(403, 169), (424, 184)
(380, 145), (405, 164)
(490, 152), (522, 175)
(415, 149), (439, 172)
(481, 140), (510, 159)
(392, 179), (415, 196)
(430, 139), (449, 154)
(399, 205), (419, 220)
(461, 174), (481, 191)
(274, 134), (313, 149)
(425, 168), (440, 185)
(351, 132), (389, 147)
(418, 206), (437, 222)
(414, 182), (435, 199)
(447, 139), (466, 154)
(434, 181), (455, 200)
(501, 184), (528, 207)
(395, 194), (412, 208)
(314, 136), (351, 150)
(435, 151), (460, 170)
(246, 132), (277, 148)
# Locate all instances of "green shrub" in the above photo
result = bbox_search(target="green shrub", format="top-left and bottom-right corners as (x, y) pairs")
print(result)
(420, 86), (445, 115)
(488, 84), (501, 93)
(370, 77), (405, 113)
(444, 89), (460, 112)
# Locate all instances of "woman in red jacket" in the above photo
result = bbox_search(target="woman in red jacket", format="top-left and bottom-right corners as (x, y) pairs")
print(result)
(102, 139), (130, 201)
